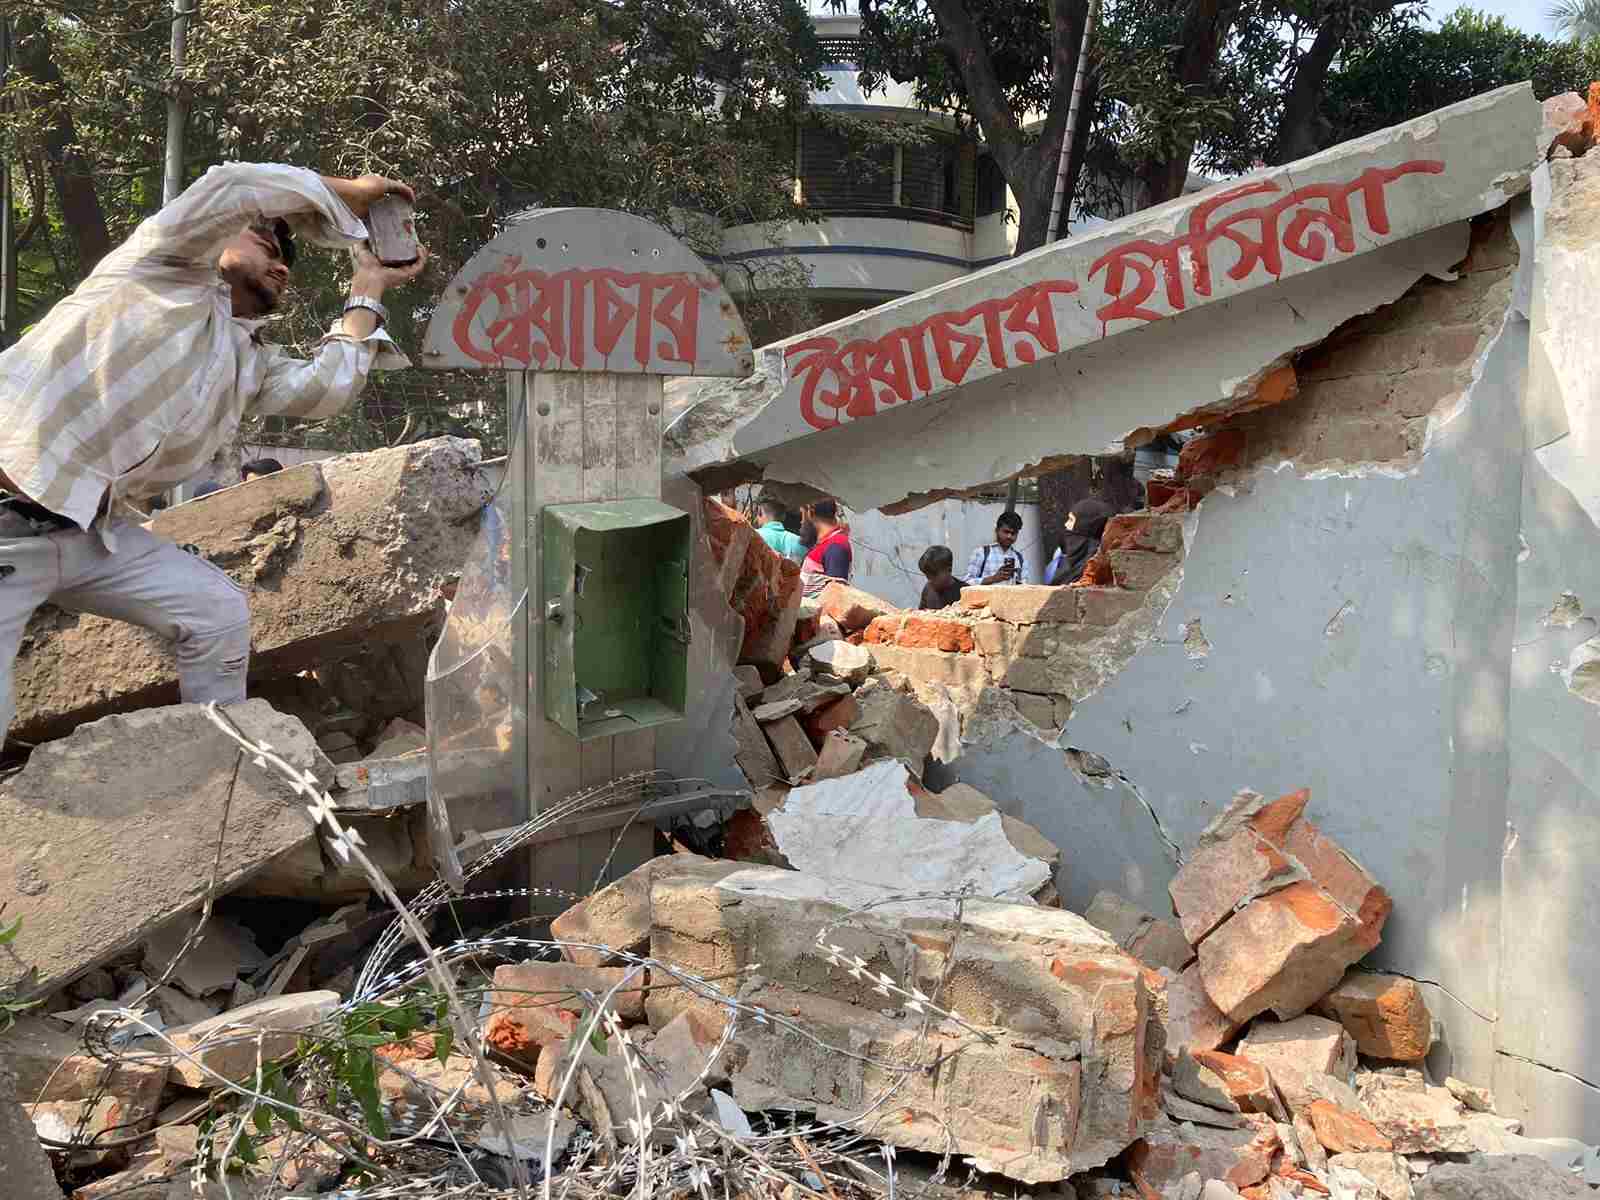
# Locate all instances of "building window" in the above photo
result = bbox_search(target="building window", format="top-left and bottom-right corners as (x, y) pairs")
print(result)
(976, 154), (1008, 217)
(799, 124), (894, 208)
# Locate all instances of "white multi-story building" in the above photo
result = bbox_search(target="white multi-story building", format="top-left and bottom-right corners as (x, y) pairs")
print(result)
(719, 1), (1211, 345)
(718, 1), (1019, 339)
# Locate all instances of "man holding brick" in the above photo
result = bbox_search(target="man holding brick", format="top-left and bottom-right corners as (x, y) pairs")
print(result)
(0, 163), (429, 746)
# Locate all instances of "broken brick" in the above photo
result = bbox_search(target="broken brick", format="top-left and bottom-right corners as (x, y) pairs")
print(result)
(1126, 1119), (1277, 1196)
(1196, 881), (1368, 1023)
(763, 713), (820, 781)
(802, 694), (860, 740)
(1314, 972), (1433, 1062)
(1304, 1100), (1393, 1154)
(818, 581), (899, 633)
(1178, 428), (1248, 479)
(896, 615), (976, 653)
(813, 729), (868, 781)
(1100, 513), (1184, 553)
(1163, 962), (1243, 1069)
(1109, 548), (1177, 591)
(1076, 586), (1142, 626)
(1174, 1049), (1285, 1120)
(1236, 1014), (1356, 1112)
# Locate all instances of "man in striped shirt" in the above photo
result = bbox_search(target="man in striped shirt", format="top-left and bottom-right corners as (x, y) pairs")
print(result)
(0, 163), (429, 745)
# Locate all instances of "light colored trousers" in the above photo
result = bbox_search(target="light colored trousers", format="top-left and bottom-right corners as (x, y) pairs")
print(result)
(0, 520), (251, 743)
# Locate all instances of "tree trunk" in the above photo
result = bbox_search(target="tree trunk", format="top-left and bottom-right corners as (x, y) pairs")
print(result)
(1136, 0), (1245, 206)
(11, 14), (111, 275)
(1270, 2), (1401, 167)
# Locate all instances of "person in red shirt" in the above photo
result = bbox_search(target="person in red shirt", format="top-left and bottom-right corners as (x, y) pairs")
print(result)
(798, 498), (851, 597)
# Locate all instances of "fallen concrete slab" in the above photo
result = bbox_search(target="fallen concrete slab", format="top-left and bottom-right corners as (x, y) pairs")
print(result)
(0, 701), (329, 997)
(666, 85), (1540, 511)
(10, 437), (491, 743)
(648, 865), (1155, 1180)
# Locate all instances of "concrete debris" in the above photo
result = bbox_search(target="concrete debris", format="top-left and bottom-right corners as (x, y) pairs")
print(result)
(731, 692), (786, 789)
(0, 701), (328, 997)
(732, 665), (765, 699)
(812, 729), (867, 780)
(166, 990), (340, 1087)
(474, 1112), (578, 1165)
(1125, 1119), (1278, 1197)
(1235, 1014), (1357, 1112)
(1324, 1152), (1414, 1196)
(817, 581), (899, 633)
(1304, 1099), (1394, 1154)
(760, 759), (1057, 902)
(847, 677), (938, 771)
(805, 639), (873, 685)
(551, 851), (733, 967)
(1162, 962), (1244, 1069)
(761, 712), (820, 782)
(1314, 972), (1434, 1062)
(1173, 1049), (1286, 1120)
(141, 915), (266, 999)
(11, 438), (490, 743)
(1443, 1076), (1496, 1113)
(1354, 1071), (1474, 1154)
(489, 961), (648, 1028)
(644, 863), (1152, 1180)
(1084, 890), (1194, 973)
(1, 1061), (62, 1200)
(1413, 1155), (1590, 1199)
(1169, 789), (1392, 1024)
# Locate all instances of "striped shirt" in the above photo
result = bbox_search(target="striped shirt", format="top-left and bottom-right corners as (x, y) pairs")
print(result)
(0, 162), (407, 546)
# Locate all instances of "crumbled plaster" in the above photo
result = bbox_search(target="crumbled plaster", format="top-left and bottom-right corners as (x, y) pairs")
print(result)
(1561, 637), (1600, 705)
(1542, 591), (1583, 628)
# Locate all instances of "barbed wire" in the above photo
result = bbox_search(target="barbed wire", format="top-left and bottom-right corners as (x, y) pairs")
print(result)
(33, 704), (1020, 1200)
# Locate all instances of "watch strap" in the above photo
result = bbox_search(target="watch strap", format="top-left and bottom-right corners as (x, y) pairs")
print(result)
(343, 295), (388, 326)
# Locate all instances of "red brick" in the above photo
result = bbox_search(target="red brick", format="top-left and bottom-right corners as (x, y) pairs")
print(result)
(704, 499), (801, 671)
(1178, 428), (1249, 479)
(803, 694), (860, 740)
(1101, 513), (1183, 553)
(896, 615), (975, 652)
(1305, 1100), (1393, 1154)
(818, 581), (899, 632)
(958, 586), (993, 610)
(862, 614), (903, 644)
(1076, 585), (1142, 625)
(1146, 480), (1196, 511)
(1110, 548), (1177, 591)
(1314, 972), (1433, 1061)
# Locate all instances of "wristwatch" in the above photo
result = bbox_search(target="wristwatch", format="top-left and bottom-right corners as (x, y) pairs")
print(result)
(343, 295), (387, 326)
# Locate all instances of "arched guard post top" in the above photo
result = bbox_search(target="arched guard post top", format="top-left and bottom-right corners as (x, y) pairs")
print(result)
(421, 208), (753, 377)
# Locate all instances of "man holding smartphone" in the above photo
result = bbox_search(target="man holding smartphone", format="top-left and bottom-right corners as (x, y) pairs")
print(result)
(965, 511), (1028, 586)
(0, 162), (429, 746)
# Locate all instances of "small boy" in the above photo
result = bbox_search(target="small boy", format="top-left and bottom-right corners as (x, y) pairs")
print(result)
(918, 545), (966, 609)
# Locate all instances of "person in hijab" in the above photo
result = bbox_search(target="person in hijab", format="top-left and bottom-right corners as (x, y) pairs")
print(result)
(1045, 498), (1115, 586)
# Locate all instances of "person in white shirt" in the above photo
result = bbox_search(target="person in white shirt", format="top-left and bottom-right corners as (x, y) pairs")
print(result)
(0, 163), (429, 745)
(964, 510), (1027, 586)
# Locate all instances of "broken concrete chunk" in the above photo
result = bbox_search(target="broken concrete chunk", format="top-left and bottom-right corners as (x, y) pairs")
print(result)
(976, 585), (1080, 625)
(1124, 1119), (1277, 1197)
(1235, 1013), (1356, 1112)
(1314, 971), (1433, 1061)
(1444, 1075), (1496, 1112)
(13, 438), (490, 743)
(750, 697), (804, 723)
(732, 665), (765, 699)
(167, 990), (340, 1088)
(1162, 963), (1243, 1070)
(370, 716), (427, 758)
(848, 677), (938, 772)
(552, 852), (734, 968)
(0, 701), (327, 998)
(141, 914), (266, 999)
(661, 867), (1151, 1181)
(1304, 1099), (1394, 1154)
(0, 1063), (62, 1199)
(1414, 1155), (1590, 1199)
(761, 713), (820, 782)
(818, 581), (899, 633)
(806, 639), (873, 685)
(765, 760), (1055, 901)
(1329, 1151), (1415, 1200)
(730, 692), (786, 790)
(812, 729), (867, 781)
(1356, 1076), (1474, 1154)
(1173, 1050), (1285, 1120)
(1083, 890), (1193, 973)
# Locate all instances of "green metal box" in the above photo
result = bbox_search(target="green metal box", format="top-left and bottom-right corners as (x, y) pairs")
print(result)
(541, 499), (691, 741)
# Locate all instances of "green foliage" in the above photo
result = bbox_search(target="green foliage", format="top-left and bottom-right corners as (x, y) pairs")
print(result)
(1549, 0), (1600, 42)
(1321, 6), (1600, 144)
(0, 0), (829, 450)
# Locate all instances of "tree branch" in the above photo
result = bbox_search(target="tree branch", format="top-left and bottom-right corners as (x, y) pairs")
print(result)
(925, 0), (1023, 167)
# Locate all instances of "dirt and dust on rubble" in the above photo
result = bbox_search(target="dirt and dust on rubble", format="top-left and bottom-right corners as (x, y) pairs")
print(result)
(8, 87), (1600, 1200)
